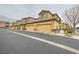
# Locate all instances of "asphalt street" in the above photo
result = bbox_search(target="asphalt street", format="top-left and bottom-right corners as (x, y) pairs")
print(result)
(0, 29), (79, 54)
(17, 31), (79, 50)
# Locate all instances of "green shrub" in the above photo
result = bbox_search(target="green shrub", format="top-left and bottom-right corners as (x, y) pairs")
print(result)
(64, 27), (75, 37)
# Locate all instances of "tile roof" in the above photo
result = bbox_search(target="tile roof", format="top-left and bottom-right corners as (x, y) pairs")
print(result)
(39, 10), (55, 16)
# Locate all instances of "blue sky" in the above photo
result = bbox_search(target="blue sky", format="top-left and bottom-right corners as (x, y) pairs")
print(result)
(0, 4), (74, 22)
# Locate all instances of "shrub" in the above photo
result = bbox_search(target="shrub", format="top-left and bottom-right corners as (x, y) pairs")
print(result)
(64, 27), (75, 37)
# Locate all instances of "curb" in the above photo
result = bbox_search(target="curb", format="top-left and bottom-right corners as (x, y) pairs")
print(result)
(27, 31), (79, 40)
(10, 29), (79, 40)
(43, 32), (79, 40)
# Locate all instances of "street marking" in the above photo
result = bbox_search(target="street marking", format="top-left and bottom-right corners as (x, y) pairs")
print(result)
(6, 30), (79, 54)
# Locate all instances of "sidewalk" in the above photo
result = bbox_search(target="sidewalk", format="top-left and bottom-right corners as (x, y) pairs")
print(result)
(72, 35), (79, 40)
(25, 30), (79, 40)
(72, 32), (79, 39)
(43, 32), (79, 40)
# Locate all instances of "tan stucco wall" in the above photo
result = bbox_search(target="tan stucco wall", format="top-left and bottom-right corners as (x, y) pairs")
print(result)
(39, 12), (54, 19)
(24, 20), (60, 33)
(53, 20), (60, 29)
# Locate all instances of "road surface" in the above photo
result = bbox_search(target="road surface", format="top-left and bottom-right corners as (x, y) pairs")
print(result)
(0, 29), (79, 54)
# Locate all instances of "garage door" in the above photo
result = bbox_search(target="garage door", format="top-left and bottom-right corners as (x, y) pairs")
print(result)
(27, 25), (35, 31)
(37, 24), (52, 32)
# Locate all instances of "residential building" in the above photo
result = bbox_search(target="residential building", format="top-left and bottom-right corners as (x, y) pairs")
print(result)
(61, 23), (69, 30)
(24, 10), (61, 33)
(21, 17), (36, 31)
(9, 22), (14, 30)
(0, 20), (9, 28)
(9, 10), (62, 33)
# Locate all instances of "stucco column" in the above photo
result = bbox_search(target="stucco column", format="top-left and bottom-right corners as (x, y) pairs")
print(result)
(51, 20), (54, 32)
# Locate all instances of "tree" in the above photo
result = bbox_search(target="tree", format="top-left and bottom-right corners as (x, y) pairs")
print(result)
(64, 6), (79, 32)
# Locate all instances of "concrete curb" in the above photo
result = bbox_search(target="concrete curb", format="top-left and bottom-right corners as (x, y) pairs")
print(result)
(43, 32), (79, 40)
(10, 30), (79, 40)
